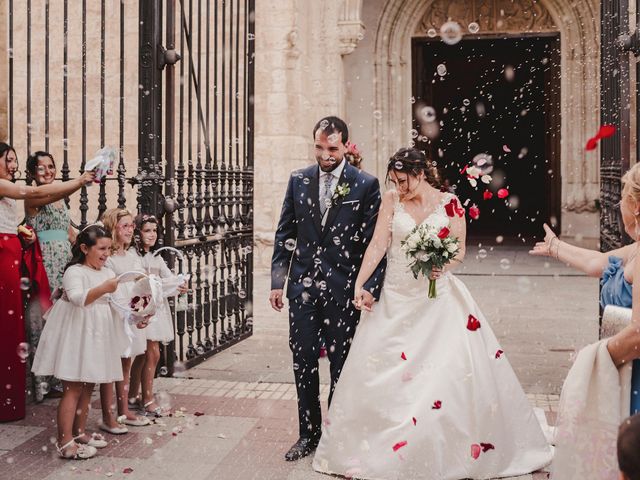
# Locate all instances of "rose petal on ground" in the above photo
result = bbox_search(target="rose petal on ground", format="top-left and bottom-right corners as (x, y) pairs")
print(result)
(194, 411), (205, 416)
(432, 400), (442, 409)
(392, 441), (408, 452)
(123, 468), (134, 474)
(401, 352), (407, 360)
(495, 349), (504, 359)
(412, 417), (417, 425)
(471, 444), (481, 459)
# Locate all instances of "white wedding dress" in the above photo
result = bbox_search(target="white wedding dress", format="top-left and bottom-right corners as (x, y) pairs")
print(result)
(312, 193), (553, 480)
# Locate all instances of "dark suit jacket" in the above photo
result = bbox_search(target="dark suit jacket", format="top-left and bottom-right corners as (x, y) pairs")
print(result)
(271, 161), (386, 308)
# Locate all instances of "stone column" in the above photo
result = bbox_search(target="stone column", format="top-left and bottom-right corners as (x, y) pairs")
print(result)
(254, 0), (345, 269)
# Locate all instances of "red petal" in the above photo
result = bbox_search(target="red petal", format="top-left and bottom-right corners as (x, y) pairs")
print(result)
(194, 411), (205, 416)
(444, 201), (456, 218)
(123, 468), (134, 474)
(480, 442), (495, 452)
(469, 205), (480, 220)
(467, 314), (481, 331)
(495, 349), (504, 359)
(597, 124), (616, 139)
(471, 444), (481, 459)
(432, 400), (442, 409)
(483, 190), (493, 200)
(460, 165), (468, 174)
(497, 188), (509, 199)
(585, 137), (599, 151)
(412, 417), (417, 425)
(437, 227), (450, 239)
(401, 352), (407, 360)
(392, 440), (408, 452)
(172, 432), (178, 436)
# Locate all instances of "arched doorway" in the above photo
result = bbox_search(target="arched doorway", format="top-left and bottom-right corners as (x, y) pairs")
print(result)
(372, 0), (599, 240)
(412, 33), (561, 241)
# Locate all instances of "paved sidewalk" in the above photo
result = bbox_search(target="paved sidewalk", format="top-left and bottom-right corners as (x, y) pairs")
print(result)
(1, 246), (599, 479)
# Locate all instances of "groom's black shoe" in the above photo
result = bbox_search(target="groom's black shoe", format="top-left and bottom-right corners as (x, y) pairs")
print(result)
(284, 437), (320, 461)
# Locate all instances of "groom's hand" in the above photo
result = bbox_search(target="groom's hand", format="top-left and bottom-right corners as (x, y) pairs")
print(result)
(353, 288), (374, 312)
(269, 289), (284, 312)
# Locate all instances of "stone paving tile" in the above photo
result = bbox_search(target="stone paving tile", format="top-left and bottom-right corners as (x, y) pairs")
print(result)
(1, 390), (554, 480)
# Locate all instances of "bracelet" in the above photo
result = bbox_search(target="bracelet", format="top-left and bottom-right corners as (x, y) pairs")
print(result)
(548, 236), (557, 256)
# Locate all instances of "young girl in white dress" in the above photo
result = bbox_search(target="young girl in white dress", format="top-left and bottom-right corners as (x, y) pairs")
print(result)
(98, 208), (151, 434)
(32, 225), (123, 459)
(128, 214), (187, 416)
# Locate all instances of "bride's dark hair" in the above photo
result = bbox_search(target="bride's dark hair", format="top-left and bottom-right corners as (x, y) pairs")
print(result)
(386, 147), (440, 188)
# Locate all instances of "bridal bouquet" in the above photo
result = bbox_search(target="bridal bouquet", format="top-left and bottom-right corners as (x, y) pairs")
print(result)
(400, 223), (460, 298)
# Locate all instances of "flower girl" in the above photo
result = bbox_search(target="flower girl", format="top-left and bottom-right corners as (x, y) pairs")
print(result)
(32, 225), (123, 459)
(98, 208), (151, 434)
(129, 214), (187, 416)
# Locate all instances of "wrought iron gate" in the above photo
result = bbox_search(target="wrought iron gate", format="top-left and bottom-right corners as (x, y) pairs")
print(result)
(600, 0), (637, 251)
(5, 0), (255, 371)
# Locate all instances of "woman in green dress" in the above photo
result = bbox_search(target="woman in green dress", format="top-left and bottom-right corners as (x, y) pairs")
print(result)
(25, 151), (77, 401)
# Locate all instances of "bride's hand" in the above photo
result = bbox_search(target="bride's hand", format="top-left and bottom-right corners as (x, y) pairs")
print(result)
(352, 287), (374, 312)
(429, 267), (443, 280)
(529, 223), (558, 257)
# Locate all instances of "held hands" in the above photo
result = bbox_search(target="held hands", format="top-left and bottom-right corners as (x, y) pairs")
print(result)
(529, 223), (559, 258)
(352, 287), (374, 312)
(178, 282), (188, 295)
(269, 289), (284, 312)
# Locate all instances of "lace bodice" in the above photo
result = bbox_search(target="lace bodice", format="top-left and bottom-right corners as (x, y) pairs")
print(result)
(385, 192), (454, 293)
(0, 196), (18, 234)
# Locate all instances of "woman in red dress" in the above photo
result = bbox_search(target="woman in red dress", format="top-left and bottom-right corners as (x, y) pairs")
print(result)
(0, 143), (95, 422)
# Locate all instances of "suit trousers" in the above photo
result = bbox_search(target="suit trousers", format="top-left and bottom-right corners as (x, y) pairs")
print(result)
(288, 280), (360, 439)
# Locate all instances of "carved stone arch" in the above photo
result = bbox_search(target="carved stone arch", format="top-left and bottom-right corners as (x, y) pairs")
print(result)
(373, 0), (599, 228)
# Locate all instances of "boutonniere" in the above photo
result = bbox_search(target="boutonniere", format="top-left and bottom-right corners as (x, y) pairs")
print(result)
(334, 182), (351, 200)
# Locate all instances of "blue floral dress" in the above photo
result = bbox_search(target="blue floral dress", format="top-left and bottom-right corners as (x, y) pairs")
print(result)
(27, 203), (72, 293)
(25, 203), (72, 400)
(600, 255), (640, 414)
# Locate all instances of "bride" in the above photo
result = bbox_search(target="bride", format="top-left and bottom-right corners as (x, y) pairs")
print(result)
(312, 148), (553, 480)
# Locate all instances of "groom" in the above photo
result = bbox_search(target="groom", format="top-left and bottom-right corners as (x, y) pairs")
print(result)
(270, 116), (386, 461)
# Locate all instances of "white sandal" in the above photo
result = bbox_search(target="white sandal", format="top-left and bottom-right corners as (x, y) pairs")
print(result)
(56, 439), (97, 460)
(98, 422), (129, 435)
(74, 432), (108, 448)
(121, 415), (151, 426)
(142, 401), (169, 417)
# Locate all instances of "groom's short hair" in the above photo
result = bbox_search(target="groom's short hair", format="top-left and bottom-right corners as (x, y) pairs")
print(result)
(618, 414), (640, 480)
(313, 116), (349, 145)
